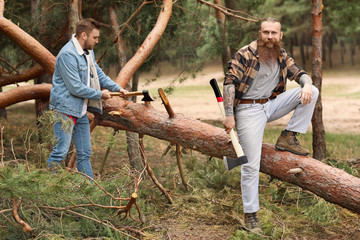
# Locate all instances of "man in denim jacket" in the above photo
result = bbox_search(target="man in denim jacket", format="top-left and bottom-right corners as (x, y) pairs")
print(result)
(48, 18), (128, 178)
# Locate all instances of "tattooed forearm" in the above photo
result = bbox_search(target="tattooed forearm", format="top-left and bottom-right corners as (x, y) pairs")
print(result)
(223, 85), (235, 116)
(299, 74), (312, 87)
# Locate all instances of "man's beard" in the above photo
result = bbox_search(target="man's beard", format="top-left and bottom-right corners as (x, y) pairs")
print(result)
(257, 38), (282, 65)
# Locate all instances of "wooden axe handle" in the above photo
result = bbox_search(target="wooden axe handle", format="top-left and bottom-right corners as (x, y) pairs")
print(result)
(209, 78), (245, 158)
(109, 91), (143, 97)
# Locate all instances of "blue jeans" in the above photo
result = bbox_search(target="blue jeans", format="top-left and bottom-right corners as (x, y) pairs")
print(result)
(47, 113), (93, 178)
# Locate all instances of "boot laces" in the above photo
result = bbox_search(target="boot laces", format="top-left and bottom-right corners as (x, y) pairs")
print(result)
(292, 133), (301, 146)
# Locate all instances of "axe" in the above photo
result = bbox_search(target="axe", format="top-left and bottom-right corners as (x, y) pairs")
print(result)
(110, 90), (154, 102)
(209, 78), (248, 171)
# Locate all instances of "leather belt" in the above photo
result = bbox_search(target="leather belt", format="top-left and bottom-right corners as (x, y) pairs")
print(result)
(240, 97), (275, 104)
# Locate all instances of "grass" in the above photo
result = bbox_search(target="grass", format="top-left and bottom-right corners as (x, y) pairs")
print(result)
(0, 102), (359, 239)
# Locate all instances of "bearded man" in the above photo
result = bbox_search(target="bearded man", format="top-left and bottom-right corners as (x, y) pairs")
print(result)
(222, 17), (318, 232)
(47, 18), (128, 178)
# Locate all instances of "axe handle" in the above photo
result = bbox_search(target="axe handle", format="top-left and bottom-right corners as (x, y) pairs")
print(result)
(125, 91), (144, 97)
(217, 102), (245, 158)
(109, 91), (143, 97)
(210, 78), (245, 158)
(109, 92), (122, 96)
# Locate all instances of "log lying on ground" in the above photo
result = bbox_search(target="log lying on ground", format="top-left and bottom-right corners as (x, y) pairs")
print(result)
(101, 97), (360, 214)
(261, 143), (360, 214)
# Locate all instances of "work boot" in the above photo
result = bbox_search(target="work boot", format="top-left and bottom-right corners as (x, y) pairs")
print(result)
(244, 212), (262, 233)
(275, 130), (309, 156)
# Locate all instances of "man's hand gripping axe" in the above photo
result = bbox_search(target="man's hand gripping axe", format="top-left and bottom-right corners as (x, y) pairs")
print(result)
(210, 78), (248, 171)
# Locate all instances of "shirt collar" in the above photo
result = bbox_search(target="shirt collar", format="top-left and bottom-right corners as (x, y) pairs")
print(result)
(72, 34), (85, 55)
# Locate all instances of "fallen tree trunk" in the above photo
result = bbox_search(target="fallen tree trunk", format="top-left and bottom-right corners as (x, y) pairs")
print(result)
(261, 143), (360, 214)
(0, 18), (55, 73)
(100, 97), (360, 214)
(0, 88), (359, 213)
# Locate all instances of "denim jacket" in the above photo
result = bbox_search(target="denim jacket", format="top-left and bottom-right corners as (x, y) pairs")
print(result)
(50, 36), (121, 118)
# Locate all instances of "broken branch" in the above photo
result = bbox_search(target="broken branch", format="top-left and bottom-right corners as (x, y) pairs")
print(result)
(11, 197), (33, 233)
(138, 134), (173, 204)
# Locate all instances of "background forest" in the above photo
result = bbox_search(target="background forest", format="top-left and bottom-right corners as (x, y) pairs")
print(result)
(0, 0), (360, 239)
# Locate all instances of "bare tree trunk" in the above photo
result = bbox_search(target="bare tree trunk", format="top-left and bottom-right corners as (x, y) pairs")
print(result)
(311, 0), (326, 160)
(109, 5), (143, 171)
(300, 33), (306, 70)
(224, 0), (239, 55)
(340, 40), (346, 64)
(350, 39), (355, 66)
(68, 0), (80, 39)
(32, 0), (52, 119)
(0, 87), (6, 119)
(214, 0), (231, 73)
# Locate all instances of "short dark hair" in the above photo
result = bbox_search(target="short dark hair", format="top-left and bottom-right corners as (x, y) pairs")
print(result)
(76, 18), (99, 37)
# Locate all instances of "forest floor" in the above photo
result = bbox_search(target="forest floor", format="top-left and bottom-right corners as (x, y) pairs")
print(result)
(3, 59), (360, 240)
(132, 60), (360, 239)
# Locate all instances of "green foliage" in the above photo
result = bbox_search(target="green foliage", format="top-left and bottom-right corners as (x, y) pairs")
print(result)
(304, 198), (340, 225)
(0, 165), (144, 239)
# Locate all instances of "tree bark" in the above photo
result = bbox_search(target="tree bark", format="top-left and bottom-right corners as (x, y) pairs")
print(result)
(261, 143), (360, 214)
(0, 84), (51, 108)
(69, 0), (80, 39)
(311, 0), (326, 160)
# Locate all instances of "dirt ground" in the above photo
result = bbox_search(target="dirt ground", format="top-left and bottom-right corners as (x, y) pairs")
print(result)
(141, 60), (360, 134)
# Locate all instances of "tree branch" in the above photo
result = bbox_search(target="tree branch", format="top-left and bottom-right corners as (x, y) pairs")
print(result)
(0, 64), (46, 87)
(196, 0), (259, 22)
(112, 0), (154, 44)
(115, 0), (173, 87)
(12, 197), (33, 232)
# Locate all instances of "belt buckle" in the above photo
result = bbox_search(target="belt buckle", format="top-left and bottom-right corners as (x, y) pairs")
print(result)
(259, 99), (266, 104)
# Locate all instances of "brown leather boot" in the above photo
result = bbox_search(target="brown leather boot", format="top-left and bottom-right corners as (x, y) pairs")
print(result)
(275, 130), (309, 156)
(244, 212), (262, 233)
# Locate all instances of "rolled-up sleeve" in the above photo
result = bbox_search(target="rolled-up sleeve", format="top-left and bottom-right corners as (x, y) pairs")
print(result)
(224, 51), (247, 86)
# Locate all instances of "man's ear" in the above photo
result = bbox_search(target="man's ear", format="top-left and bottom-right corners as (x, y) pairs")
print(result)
(80, 32), (87, 40)
(280, 31), (283, 40)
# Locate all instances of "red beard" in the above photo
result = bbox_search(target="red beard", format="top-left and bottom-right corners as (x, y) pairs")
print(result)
(257, 38), (282, 64)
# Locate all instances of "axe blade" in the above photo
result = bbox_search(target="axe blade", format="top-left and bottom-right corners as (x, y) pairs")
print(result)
(140, 90), (154, 102)
(223, 155), (248, 171)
